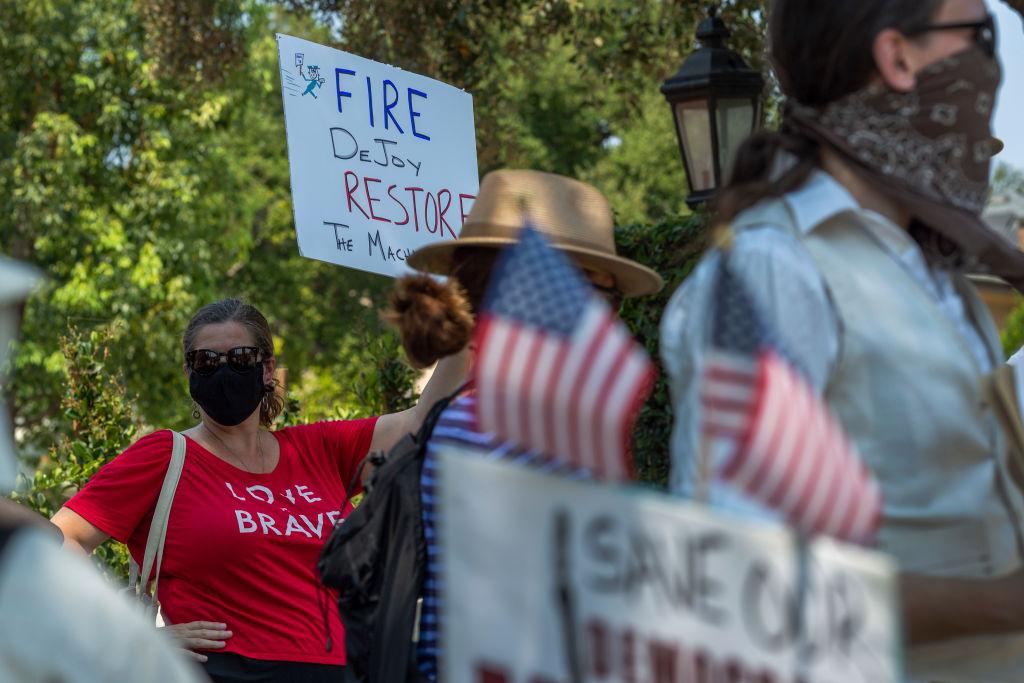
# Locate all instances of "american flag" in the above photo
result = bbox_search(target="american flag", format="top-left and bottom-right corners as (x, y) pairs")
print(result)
(701, 255), (883, 544)
(472, 224), (654, 481)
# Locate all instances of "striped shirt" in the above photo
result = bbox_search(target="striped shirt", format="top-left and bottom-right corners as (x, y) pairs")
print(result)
(415, 391), (586, 681)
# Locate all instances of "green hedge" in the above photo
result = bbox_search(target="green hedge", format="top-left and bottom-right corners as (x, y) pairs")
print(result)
(616, 214), (710, 486)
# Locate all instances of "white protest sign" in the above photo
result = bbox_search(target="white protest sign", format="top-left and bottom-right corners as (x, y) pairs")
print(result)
(437, 447), (902, 683)
(276, 34), (479, 277)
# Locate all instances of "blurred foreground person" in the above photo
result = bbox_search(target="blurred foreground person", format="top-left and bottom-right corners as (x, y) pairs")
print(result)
(51, 298), (467, 683)
(661, 0), (1024, 679)
(387, 169), (663, 681)
(0, 256), (206, 682)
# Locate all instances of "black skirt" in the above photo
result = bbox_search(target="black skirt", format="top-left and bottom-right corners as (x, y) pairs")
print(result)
(202, 652), (356, 683)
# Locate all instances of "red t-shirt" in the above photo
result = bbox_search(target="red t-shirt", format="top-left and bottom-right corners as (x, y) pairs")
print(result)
(65, 419), (378, 665)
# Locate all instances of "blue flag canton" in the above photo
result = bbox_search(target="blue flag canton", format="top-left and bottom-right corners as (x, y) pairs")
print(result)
(710, 252), (803, 374)
(710, 254), (772, 356)
(481, 224), (592, 336)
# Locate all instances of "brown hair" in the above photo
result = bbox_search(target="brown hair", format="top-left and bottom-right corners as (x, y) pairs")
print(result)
(182, 298), (284, 426)
(385, 247), (499, 367)
(715, 0), (945, 221)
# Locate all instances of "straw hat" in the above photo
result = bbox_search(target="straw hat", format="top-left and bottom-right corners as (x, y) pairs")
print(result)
(406, 170), (664, 297)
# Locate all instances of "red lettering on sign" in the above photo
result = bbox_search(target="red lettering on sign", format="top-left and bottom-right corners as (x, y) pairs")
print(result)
(587, 618), (610, 677)
(405, 186), (424, 232)
(437, 188), (457, 238)
(388, 184), (410, 226)
(344, 170), (370, 219)
(648, 640), (679, 683)
(475, 663), (510, 683)
(459, 192), (476, 226)
(363, 177), (391, 223)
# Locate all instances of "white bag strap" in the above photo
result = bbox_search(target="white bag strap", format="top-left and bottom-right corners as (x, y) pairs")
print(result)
(128, 430), (186, 601)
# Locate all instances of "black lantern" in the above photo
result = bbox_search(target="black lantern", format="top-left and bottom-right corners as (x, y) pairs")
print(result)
(661, 5), (764, 209)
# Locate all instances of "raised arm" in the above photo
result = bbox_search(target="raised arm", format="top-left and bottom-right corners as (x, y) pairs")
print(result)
(368, 347), (471, 455)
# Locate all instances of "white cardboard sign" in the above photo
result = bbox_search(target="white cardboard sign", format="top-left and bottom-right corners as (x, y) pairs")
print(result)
(276, 34), (479, 277)
(437, 447), (902, 683)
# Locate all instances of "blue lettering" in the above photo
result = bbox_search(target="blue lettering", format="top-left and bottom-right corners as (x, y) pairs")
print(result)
(334, 68), (355, 114)
(382, 80), (404, 134)
(408, 88), (430, 141)
(366, 76), (375, 127)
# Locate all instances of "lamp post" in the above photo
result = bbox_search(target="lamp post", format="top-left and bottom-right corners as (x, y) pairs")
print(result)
(661, 5), (765, 209)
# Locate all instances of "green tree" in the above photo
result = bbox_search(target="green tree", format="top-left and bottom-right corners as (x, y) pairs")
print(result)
(4, 0), (775, 538)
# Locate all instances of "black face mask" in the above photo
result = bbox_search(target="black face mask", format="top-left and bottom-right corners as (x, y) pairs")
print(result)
(189, 364), (266, 426)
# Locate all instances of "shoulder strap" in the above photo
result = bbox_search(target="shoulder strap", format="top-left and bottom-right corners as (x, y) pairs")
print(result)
(129, 430), (186, 600)
(414, 383), (467, 445)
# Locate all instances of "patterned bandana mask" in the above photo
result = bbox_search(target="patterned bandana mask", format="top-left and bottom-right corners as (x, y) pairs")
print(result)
(786, 46), (1024, 287)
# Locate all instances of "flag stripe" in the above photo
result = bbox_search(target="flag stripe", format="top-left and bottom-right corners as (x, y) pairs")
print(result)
(550, 306), (606, 468)
(527, 336), (563, 454)
(602, 351), (652, 481)
(511, 330), (546, 450)
(591, 334), (643, 478)
(569, 313), (614, 473)
(472, 224), (653, 483)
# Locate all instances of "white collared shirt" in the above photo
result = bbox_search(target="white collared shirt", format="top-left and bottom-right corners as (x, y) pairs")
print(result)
(660, 170), (993, 516)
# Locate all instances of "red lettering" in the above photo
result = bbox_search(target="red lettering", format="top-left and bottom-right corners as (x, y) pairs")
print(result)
(425, 192), (439, 234)
(588, 618), (610, 678)
(723, 659), (744, 683)
(621, 629), (636, 683)
(475, 664), (510, 683)
(437, 188), (457, 238)
(405, 186), (424, 231)
(363, 177), (391, 223)
(388, 184), (410, 226)
(344, 170), (370, 219)
(459, 192), (476, 226)
(693, 649), (711, 683)
(648, 640), (679, 683)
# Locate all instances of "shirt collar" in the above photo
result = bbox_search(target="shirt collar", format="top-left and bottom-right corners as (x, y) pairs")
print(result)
(782, 169), (861, 235)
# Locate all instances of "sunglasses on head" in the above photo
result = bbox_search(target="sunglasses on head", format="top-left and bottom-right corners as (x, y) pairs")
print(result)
(186, 346), (264, 376)
(905, 13), (997, 58)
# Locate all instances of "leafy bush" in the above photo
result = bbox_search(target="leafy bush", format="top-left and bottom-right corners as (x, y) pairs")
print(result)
(12, 323), (139, 580)
(616, 213), (709, 486)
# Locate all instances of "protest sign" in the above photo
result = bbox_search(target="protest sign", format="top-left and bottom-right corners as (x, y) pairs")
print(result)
(276, 34), (479, 277)
(437, 447), (902, 683)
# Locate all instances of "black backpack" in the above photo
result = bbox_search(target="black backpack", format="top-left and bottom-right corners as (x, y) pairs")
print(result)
(318, 391), (459, 683)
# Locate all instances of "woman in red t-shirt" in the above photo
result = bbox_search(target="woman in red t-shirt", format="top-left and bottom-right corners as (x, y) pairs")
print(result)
(51, 298), (467, 683)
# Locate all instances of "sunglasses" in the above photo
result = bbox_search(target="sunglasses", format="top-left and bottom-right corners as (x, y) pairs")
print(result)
(186, 346), (264, 376)
(905, 14), (997, 58)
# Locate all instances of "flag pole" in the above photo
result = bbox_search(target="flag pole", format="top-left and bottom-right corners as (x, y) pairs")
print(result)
(792, 532), (812, 680)
(696, 225), (735, 507)
(553, 508), (584, 683)
(696, 436), (712, 505)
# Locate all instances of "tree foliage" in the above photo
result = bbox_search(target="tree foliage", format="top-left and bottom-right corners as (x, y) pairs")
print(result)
(3, 0), (772, 544)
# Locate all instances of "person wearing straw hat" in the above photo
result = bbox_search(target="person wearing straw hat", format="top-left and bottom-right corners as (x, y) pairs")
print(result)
(380, 168), (662, 682)
(0, 256), (206, 682)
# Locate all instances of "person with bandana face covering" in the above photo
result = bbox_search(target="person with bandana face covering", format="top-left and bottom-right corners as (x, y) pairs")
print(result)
(51, 298), (469, 683)
(661, 1), (1024, 680)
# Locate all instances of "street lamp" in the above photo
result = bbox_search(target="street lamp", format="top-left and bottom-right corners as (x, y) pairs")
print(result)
(661, 5), (765, 209)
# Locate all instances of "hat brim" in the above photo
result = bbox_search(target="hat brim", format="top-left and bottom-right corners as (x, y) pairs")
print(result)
(406, 235), (664, 298)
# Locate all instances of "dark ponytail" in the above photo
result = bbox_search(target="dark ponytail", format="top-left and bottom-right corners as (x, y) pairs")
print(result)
(715, 0), (945, 221)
